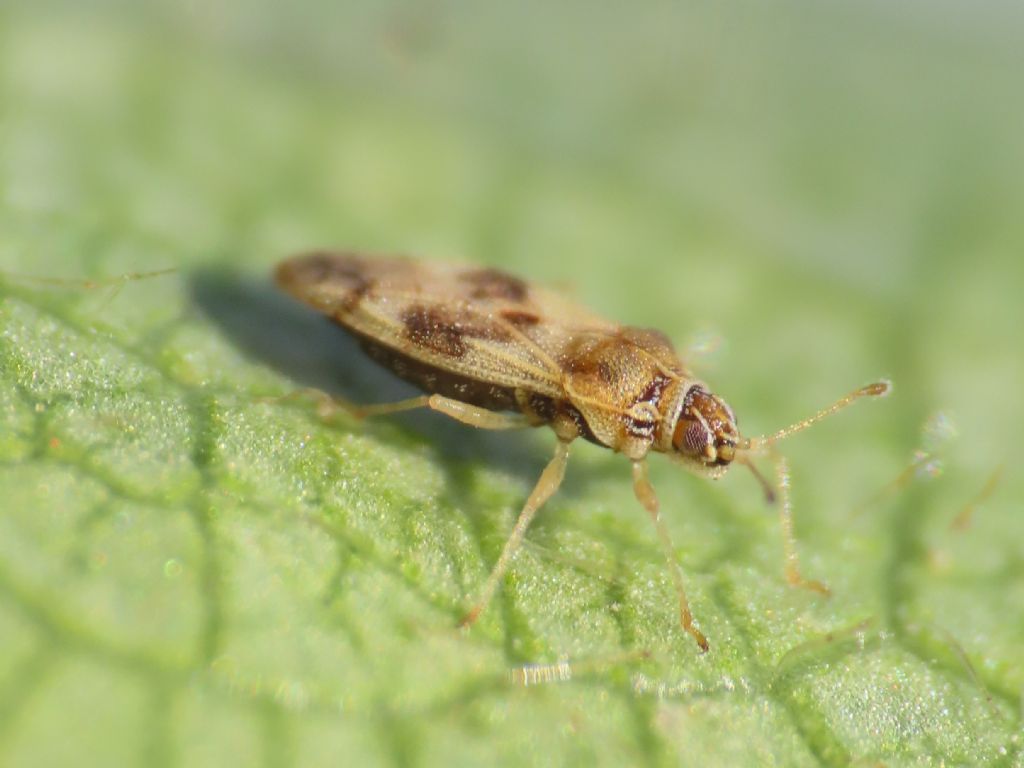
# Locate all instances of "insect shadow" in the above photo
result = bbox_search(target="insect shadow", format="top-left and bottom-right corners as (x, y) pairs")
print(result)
(186, 267), (613, 489)
(188, 267), (770, 647)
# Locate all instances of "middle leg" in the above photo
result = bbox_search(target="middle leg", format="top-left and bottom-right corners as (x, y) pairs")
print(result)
(460, 439), (572, 628)
(631, 460), (709, 652)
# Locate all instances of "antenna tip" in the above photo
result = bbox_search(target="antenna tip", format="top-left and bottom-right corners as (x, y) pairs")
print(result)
(863, 379), (893, 398)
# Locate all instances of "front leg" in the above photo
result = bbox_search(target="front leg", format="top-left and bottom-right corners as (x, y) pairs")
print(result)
(632, 460), (709, 652)
(772, 454), (830, 596)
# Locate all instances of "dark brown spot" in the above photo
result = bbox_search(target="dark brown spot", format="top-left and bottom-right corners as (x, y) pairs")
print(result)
(563, 338), (617, 381)
(626, 418), (656, 439)
(400, 304), (514, 358)
(529, 396), (596, 443)
(276, 252), (374, 311)
(527, 393), (557, 423)
(341, 281), (373, 311)
(596, 360), (616, 385)
(637, 374), (670, 408)
(287, 252), (367, 285)
(356, 332), (519, 411)
(460, 268), (528, 301)
(462, 318), (513, 344)
(500, 309), (540, 327)
(560, 402), (596, 442)
(565, 349), (619, 386)
(401, 305), (467, 358)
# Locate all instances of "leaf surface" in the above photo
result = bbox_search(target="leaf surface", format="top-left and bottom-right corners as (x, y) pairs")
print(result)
(1, 5), (1022, 766)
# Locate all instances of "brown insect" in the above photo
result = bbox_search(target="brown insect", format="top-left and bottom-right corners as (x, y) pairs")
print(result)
(275, 252), (890, 651)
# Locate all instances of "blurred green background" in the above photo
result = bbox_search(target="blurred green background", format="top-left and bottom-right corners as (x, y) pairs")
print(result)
(1, 2), (1022, 766)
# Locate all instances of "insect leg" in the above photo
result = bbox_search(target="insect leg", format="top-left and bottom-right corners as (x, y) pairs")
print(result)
(416, 395), (529, 430)
(772, 453), (830, 596)
(460, 440), (571, 628)
(1, 267), (177, 311)
(261, 387), (361, 421)
(270, 389), (528, 429)
(631, 460), (709, 652)
(358, 394), (528, 429)
(737, 454), (777, 504)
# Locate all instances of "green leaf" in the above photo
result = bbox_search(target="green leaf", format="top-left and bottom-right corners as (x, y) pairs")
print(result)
(2, 4), (1022, 766)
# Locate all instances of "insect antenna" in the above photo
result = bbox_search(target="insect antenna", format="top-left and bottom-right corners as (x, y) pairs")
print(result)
(736, 454), (777, 503)
(740, 380), (891, 452)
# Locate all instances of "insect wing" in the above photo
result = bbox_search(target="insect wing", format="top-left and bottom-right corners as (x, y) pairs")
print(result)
(275, 253), (614, 398)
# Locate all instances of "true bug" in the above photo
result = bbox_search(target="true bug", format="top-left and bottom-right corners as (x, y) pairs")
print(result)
(275, 252), (890, 650)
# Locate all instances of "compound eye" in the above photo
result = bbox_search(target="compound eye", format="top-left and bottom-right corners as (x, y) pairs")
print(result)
(674, 419), (712, 456)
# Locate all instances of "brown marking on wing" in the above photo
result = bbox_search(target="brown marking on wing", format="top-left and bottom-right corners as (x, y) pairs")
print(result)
(356, 331), (520, 411)
(562, 336), (618, 384)
(275, 252), (614, 399)
(459, 268), (528, 301)
(275, 251), (375, 311)
(401, 303), (517, 360)
(500, 309), (541, 327)
(401, 305), (469, 358)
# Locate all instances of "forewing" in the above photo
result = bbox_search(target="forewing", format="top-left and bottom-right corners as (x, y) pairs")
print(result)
(275, 252), (617, 397)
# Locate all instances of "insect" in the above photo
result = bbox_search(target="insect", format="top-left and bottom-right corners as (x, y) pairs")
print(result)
(275, 252), (890, 651)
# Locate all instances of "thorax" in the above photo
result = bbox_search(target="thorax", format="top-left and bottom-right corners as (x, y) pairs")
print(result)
(557, 329), (697, 460)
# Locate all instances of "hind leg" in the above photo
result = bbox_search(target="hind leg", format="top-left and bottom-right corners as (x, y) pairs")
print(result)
(270, 388), (529, 430)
